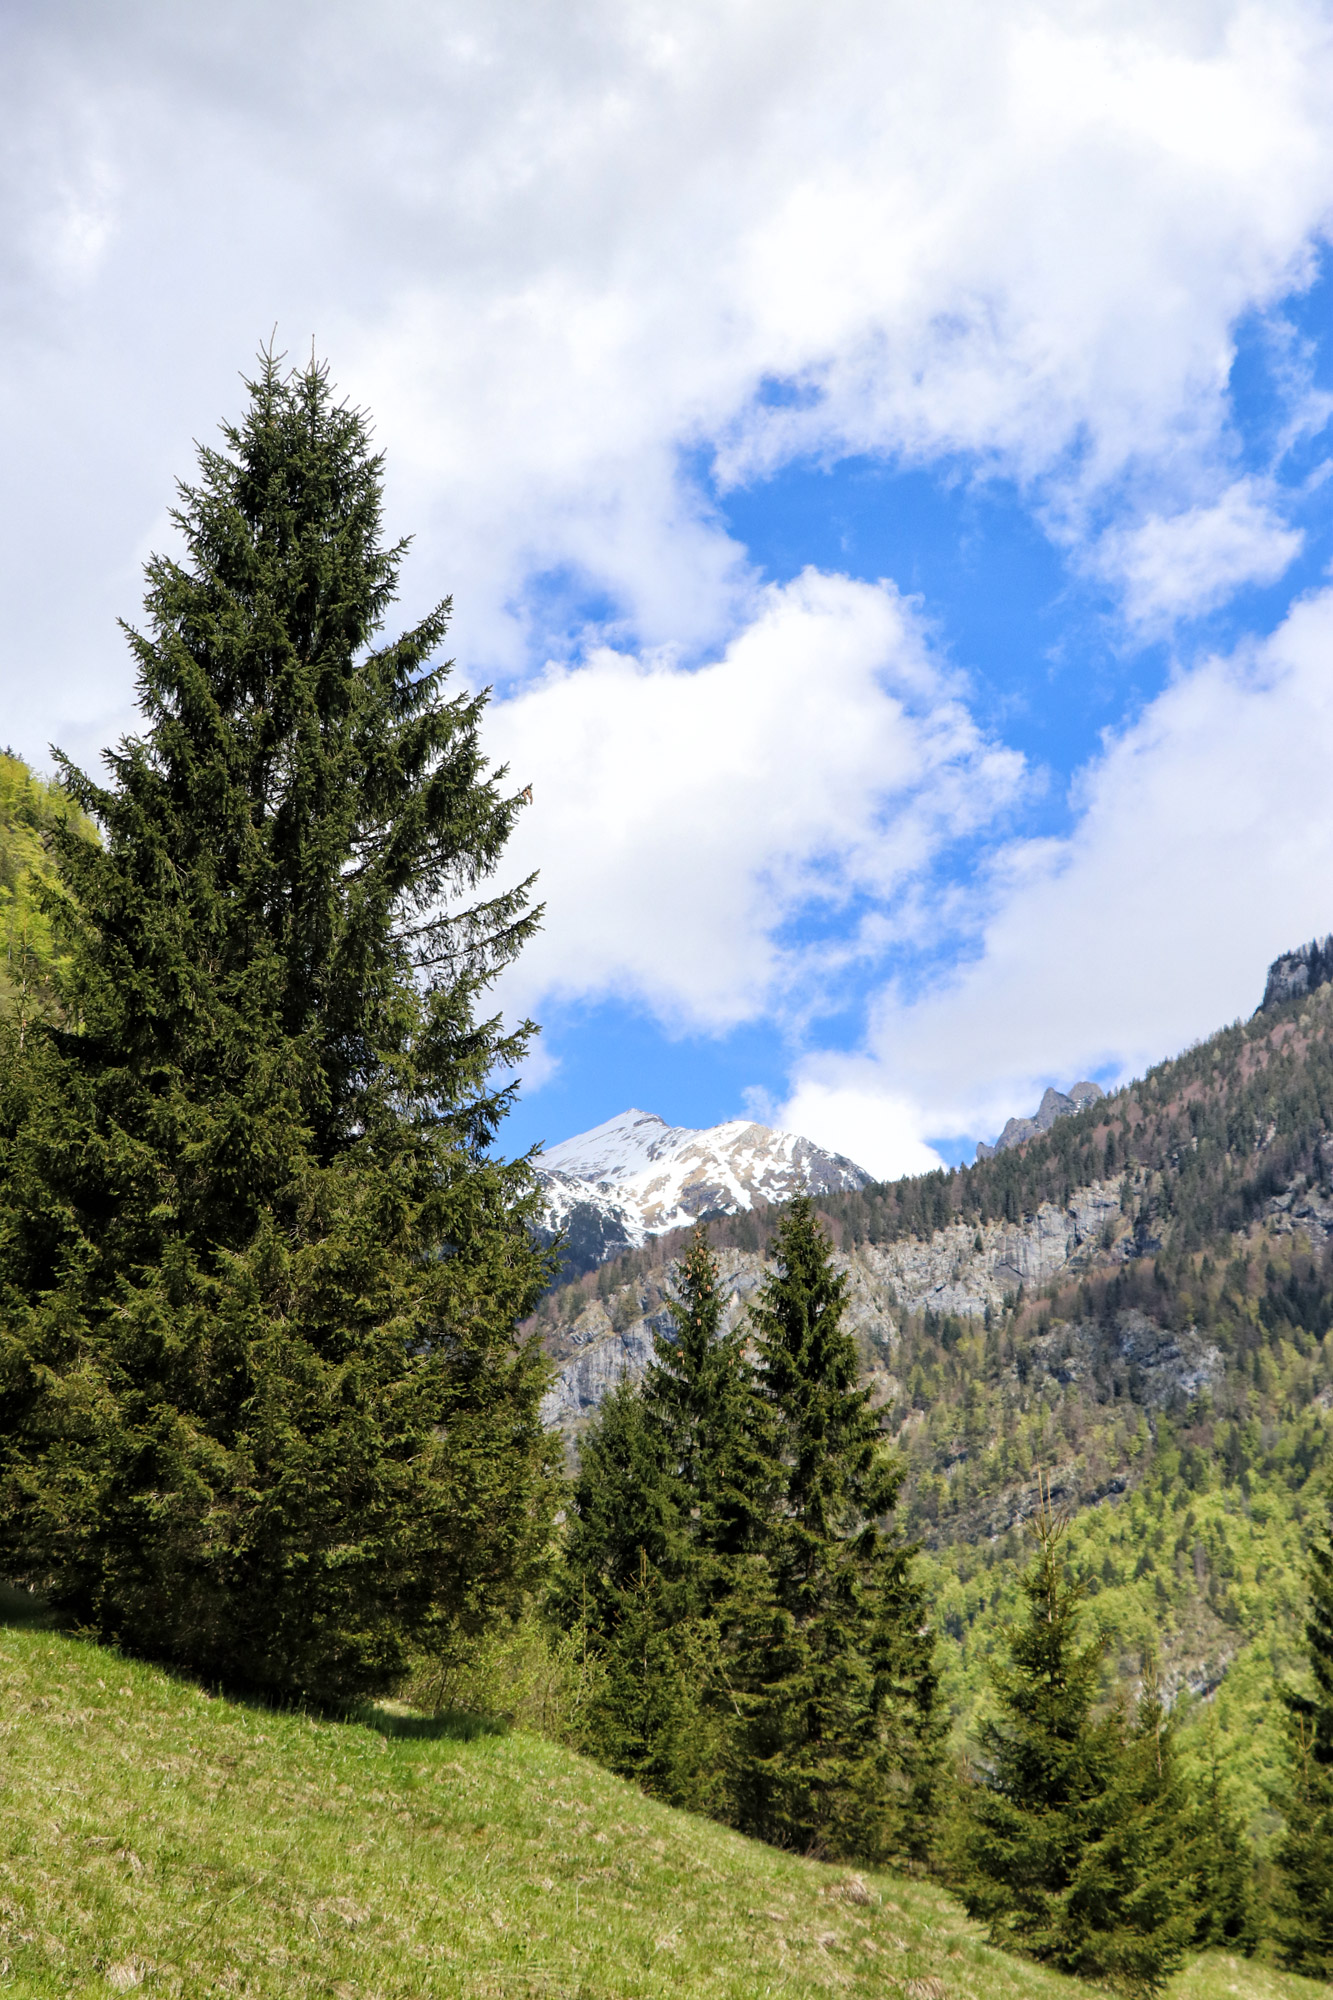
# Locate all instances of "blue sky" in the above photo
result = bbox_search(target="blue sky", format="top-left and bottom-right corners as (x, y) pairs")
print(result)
(498, 235), (1333, 1169)
(6, 2), (1333, 1176)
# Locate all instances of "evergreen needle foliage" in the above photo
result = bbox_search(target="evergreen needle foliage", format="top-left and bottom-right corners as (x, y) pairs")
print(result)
(1186, 1709), (1257, 1955)
(0, 350), (556, 1705)
(559, 1228), (756, 1812)
(955, 1503), (1194, 1995)
(560, 1212), (939, 1857)
(732, 1197), (940, 1862)
(1273, 1512), (1333, 1976)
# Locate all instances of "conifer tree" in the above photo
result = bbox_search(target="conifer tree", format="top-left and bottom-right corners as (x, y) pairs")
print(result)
(558, 1379), (680, 1639)
(0, 351), (555, 1704)
(558, 1228), (760, 1810)
(645, 1226), (774, 1578)
(583, 1544), (730, 1815)
(1188, 1710), (1257, 1954)
(1273, 1521), (1333, 1976)
(1060, 1665), (1196, 1995)
(955, 1510), (1193, 1994)
(731, 1197), (939, 1862)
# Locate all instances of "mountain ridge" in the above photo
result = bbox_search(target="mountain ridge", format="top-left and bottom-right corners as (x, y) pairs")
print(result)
(533, 1106), (873, 1279)
(975, 1077), (1105, 1160)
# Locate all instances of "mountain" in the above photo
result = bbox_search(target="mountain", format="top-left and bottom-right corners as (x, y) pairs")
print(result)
(530, 944), (1333, 1842)
(533, 1107), (873, 1278)
(1260, 932), (1333, 1011)
(974, 1077), (1104, 1159)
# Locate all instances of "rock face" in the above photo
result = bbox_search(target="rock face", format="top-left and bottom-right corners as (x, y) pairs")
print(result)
(974, 1079), (1104, 1163)
(534, 1109), (874, 1278)
(539, 1175), (1127, 1440)
(1260, 935), (1333, 1013)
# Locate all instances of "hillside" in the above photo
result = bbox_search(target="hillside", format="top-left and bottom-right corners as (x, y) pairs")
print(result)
(531, 969), (1333, 1840)
(0, 1595), (1322, 2000)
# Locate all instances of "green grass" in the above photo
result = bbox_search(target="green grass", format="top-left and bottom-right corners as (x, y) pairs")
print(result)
(0, 1606), (1325, 2000)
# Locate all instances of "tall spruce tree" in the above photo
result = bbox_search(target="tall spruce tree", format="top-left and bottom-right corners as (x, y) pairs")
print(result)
(1061, 1664), (1196, 1996)
(731, 1197), (939, 1863)
(644, 1226), (774, 1577)
(0, 351), (555, 1704)
(558, 1228), (760, 1811)
(955, 1509), (1193, 1995)
(1273, 1518), (1333, 1976)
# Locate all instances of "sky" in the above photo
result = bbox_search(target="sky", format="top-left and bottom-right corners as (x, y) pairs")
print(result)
(6, 1), (1333, 1176)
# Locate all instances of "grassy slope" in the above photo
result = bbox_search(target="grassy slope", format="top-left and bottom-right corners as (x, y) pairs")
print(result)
(0, 1612), (1324, 2000)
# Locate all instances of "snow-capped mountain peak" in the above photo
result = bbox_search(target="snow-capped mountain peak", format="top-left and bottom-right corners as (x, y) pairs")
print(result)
(539, 1109), (679, 1182)
(534, 1108), (874, 1278)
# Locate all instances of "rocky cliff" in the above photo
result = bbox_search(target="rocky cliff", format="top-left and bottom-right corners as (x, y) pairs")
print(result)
(974, 1078), (1104, 1161)
(539, 1173), (1127, 1440)
(1260, 933), (1333, 1012)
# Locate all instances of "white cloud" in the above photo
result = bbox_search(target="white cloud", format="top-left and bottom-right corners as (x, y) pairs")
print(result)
(5, 1), (1333, 1177)
(4, 0), (1333, 762)
(781, 583), (1333, 1170)
(485, 569), (1024, 1029)
(1097, 479), (1304, 630)
(778, 1071), (947, 1181)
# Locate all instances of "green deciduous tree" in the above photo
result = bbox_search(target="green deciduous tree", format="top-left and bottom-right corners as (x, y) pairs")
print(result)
(0, 351), (555, 1706)
(730, 1197), (939, 1863)
(955, 1511), (1193, 1995)
(1273, 1518), (1333, 1976)
(0, 750), (98, 1040)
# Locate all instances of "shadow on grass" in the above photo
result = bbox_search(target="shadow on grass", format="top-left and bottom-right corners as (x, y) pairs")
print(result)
(0, 1585), (512, 1746)
(358, 1701), (508, 1743)
(0, 1582), (61, 1630)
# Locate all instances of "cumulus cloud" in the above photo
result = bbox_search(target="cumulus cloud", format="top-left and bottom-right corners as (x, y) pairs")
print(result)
(484, 570), (1024, 1029)
(780, 583), (1333, 1174)
(1097, 479), (1304, 630)
(5, 0), (1333, 765)
(777, 1071), (948, 1181)
(7, 1), (1333, 1177)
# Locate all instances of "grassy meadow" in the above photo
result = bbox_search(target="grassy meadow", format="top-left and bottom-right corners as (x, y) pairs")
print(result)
(0, 1595), (1324, 2000)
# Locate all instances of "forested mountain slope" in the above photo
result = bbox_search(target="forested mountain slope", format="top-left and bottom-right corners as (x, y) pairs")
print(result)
(531, 971), (1333, 1841)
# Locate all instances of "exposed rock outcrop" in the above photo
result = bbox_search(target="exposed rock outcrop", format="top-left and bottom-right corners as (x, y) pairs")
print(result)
(539, 1176), (1126, 1442)
(1260, 934), (1333, 1013)
(974, 1079), (1104, 1162)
